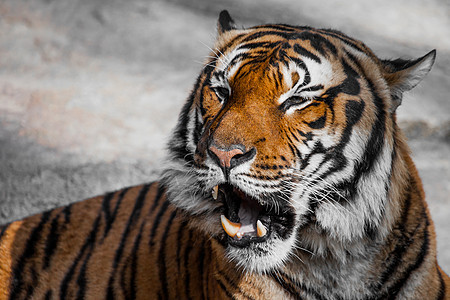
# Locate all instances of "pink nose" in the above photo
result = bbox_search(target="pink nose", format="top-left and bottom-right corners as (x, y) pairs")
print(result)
(209, 146), (244, 168)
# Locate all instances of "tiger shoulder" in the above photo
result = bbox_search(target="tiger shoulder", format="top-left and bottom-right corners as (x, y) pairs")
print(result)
(1, 10), (448, 300)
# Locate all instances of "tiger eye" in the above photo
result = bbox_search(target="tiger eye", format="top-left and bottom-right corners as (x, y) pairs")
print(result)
(213, 86), (230, 102)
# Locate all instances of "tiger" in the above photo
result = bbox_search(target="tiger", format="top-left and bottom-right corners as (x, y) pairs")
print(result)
(0, 10), (448, 300)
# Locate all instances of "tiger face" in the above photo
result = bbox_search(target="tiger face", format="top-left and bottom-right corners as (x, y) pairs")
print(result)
(163, 12), (435, 273)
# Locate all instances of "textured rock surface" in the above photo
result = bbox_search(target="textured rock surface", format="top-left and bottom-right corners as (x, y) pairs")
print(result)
(0, 0), (448, 270)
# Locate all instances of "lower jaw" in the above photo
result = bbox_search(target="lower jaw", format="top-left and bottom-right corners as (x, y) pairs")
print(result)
(223, 234), (297, 274)
(224, 226), (272, 248)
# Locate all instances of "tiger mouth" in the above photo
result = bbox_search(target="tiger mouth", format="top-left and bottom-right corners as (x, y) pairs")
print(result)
(213, 183), (294, 248)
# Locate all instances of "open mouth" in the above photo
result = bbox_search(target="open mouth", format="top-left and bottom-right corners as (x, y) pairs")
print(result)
(212, 183), (294, 247)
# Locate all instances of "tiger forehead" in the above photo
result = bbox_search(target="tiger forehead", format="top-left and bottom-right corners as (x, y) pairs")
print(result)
(212, 39), (338, 96)
(212, 25), (376, 78)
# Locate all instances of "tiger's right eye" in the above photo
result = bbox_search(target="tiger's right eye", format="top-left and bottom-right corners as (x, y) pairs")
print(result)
(212, 86), (230, 102)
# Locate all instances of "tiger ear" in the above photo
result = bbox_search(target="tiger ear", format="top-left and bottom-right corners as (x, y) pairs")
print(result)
(382, 50), (436, 113)
(217, 10), (236, 35)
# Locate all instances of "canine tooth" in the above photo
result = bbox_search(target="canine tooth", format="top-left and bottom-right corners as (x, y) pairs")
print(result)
(212, 185), (219, 200)
(220, 215), (241, 238)
(256, 220), (267, 237)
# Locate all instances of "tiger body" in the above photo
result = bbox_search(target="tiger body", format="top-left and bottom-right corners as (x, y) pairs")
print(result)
(0, 183), (284, 299)
(1, 11), (449, 299)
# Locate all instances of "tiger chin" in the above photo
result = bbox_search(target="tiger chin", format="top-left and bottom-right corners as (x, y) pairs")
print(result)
(1, 10), (449, 300)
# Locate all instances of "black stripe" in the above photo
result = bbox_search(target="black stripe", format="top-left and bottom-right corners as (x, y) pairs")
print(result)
(216, 268), (242, 297)
(252, 24), (300, 32)
(297, 130), (313, 142)
(373, 187), (412, 289)
(271, 69), (281, 90)
(293, 44), (321, 63)
(400, 180), (413, 229)
(176, 219), (188, 273)
(148, 184), (167, 215)
(103, 189), (129, 240)
(270, 271), (303, 300)
(75, 210), (104, 300)
(307, 114), (326, 129)
(198, 239), (206, 300)
(43, 211), (62, 269)
(63, 204), (72, 224)
(241, 30), (293, 43)
(298, 84), (324, 93)
(24, 266), (39, 299)
(106, 183), (151, 299)
(239, 41), (282, 50)
(60, 203), (103, 299)
(184, 230), (193, 298)
(202, 240), (211, 299)
(227, 52), (251, 69)
(286, 132), (304, 160)
(129, 220), (146, 299)
(436, 265), (446, 300)
(288, 128), (300, 142)
(289, 56), (308, 73)
(0, 223), (10, 241)
(217, 277), (236, 299)
(157, 210), (177, 300)
(344, 81), (385, 201)
(193, 108), (203, 146)
(45, 290), (52, 300)
(157, 291), (163, 300)
(40, 205), (71, 271)
(343, 54), (386, 189)
(9, 211), (51, 300)
(318, 98), (365, 198)
(200, 70), (215, 117)
(340, 58), (361, 95)
(148, 201), (170, 247)
(272, 271), (327, 300)
(316, 56), (381, 201)
(101, 192), (115, 237)
(215, 33), (247, 58)
(169, 73), (204, 163)
(231, 59), (262, 81)
(294, 31), (337, 56)
(299, 140), (326, 171)
(385, 211), (431, 299)
(119, 254), (132, 299)
(217, 268), (256, 300)
(317, 29), (370, 58)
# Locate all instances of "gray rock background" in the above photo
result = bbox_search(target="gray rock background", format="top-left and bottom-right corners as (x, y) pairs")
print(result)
(0, 0), (449, 270)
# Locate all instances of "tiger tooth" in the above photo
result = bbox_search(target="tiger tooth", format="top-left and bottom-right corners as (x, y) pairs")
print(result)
(220, 215), (241, 238)
(256, 220), (267, 237)
(212, 185), (219, 200)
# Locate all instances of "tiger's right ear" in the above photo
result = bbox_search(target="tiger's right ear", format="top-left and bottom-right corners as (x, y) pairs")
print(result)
(217, 10), (236, 35)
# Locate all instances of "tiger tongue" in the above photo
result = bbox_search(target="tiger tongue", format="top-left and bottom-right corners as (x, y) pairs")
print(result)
(235, 200), (259, 238)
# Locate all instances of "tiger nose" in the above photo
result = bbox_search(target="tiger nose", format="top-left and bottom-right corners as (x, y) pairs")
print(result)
(208, 145), (256, 169)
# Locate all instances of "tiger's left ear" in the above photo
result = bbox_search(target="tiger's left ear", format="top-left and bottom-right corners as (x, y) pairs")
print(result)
(217, 10), (236, 35)
(382, 50), (436, 112)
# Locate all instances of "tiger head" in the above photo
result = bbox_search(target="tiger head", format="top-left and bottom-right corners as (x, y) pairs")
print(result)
(162, 11), (435, 273)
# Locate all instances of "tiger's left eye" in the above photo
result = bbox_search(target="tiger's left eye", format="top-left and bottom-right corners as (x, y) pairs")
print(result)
(212, 86), (230, 102)
(279, 96), (312, 112)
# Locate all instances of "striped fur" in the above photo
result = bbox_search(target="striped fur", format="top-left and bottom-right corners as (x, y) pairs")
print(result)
(0, 11), (449, 299)
(0, 183), (288, 299)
